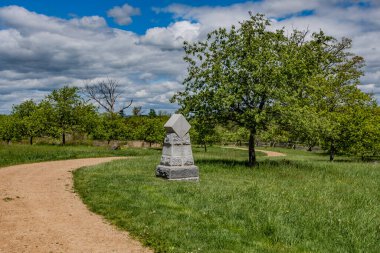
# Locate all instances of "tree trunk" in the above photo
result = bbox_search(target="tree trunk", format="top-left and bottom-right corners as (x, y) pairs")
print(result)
(248, 130), (256, 167)
(307, 146), (312, 152)
(329, 143), (335, 162)
(62, 132), (66, 145)
(30, 136), (33, 145)
(204, 142), (207, 152)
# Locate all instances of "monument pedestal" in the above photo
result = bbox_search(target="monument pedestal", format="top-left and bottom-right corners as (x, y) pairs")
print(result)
(156, 165), (199, 181)
(156, 115), (199, 181)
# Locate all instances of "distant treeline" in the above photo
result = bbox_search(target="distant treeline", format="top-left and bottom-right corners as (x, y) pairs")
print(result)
(0, 86), (379, 161)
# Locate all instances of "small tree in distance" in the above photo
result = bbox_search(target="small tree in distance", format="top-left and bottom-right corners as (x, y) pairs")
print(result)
(12, 100), (49, 145)
(132, 106), (142, 116)
(0, 114), (21, 144)
(148, 109), (157, 117)
(46, 86), (96, 145)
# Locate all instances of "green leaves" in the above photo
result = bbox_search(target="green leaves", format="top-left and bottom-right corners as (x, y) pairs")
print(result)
(45, 86), (97, 144)
(11, 100), (54, 144)
(0, 114), (22, 143)
(174, 12), (379, 162)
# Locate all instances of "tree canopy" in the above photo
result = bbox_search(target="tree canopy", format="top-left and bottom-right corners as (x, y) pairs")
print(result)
(173, 13), (376, 165)
(46, 86), (97, 145)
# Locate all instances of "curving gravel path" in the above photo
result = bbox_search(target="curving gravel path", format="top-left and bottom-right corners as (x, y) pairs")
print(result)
(0, 157), (152, 253)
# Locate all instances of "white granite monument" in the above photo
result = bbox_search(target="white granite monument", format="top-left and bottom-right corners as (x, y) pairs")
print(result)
(156, 114), (199, 180)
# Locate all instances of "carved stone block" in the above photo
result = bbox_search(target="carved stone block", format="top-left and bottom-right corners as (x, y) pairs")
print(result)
(156, 114), (199, 181)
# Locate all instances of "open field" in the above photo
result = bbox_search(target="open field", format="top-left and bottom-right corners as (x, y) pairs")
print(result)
(73, 146), (380, 252)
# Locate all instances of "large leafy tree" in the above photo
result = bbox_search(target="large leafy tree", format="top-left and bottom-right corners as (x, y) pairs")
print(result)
(325, 98), (379, 160)
(272, 29), (375, 160)
(292, 32), (371, 161)
(173, 13), (298, 166)
(173, 13), (372, 165)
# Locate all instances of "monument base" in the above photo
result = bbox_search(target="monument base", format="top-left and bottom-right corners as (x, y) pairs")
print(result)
(156, 165), (199, 181)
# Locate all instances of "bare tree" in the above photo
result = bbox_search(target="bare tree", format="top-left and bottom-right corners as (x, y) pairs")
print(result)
(84, 78), (132, 114)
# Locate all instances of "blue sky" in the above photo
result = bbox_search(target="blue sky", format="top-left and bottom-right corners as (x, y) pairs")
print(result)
(0, 1), (379, 114)
(0, 0), (257, 34)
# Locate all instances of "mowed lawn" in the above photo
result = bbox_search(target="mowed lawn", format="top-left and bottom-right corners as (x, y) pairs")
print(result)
(74, 147), (380, 252)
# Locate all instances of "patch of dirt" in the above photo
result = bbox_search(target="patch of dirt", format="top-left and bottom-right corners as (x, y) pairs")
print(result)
(256, 149), (286, 157)
(221, 146), (286, 157)
(0, 157), (152, 253)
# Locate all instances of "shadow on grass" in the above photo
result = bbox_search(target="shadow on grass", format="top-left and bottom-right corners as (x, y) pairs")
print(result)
(310, 151), (380, 163)
(330, 158), (380, 164)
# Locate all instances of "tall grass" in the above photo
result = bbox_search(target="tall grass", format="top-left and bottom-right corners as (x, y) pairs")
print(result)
(74, 147), (380, 252)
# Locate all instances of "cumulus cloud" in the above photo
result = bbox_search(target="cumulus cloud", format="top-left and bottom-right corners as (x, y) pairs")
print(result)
(107, 3), (140, 26)
(159, 3), (253, 39)
(0, 5), (183, 114)
(141, 21), (200, 49)
(1, 1), (380, 114)
(158, 0), (380, 101)
(135, 89), (148, 98)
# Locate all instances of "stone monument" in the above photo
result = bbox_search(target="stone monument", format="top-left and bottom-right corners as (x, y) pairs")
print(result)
(156, 114), (199, 181)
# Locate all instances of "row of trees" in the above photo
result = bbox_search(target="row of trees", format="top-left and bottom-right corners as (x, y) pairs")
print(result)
(172, 13), (380, 165)
(0, 87), (95, 145)
(0, 80), (378, 162)
(1, 14), (379, 165)
(0, 86), (169, 146)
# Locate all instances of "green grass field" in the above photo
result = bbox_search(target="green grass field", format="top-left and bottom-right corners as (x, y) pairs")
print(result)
(72, 146), (380, 252)
(0, 144), (157, 168)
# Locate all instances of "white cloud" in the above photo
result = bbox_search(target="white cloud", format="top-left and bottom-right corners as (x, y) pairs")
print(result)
(1, 1), (380, 114)
(158, 0), (380, 102)
(141, 21), (200, 49)
(161, 3), (253, 38)
(69, 16), (107, 29)
(139, 72), (154, 81)
(135, 89), (148, 98)
(107, 3), (140, 26)
(0, 5), (182, 114)
(358, 83), (380, 95)
(259, 0), (318, 16)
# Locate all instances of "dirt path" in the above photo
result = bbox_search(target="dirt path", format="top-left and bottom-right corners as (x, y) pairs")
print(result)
(0, 157), (152, 253)
(221, 146), (286, 157)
